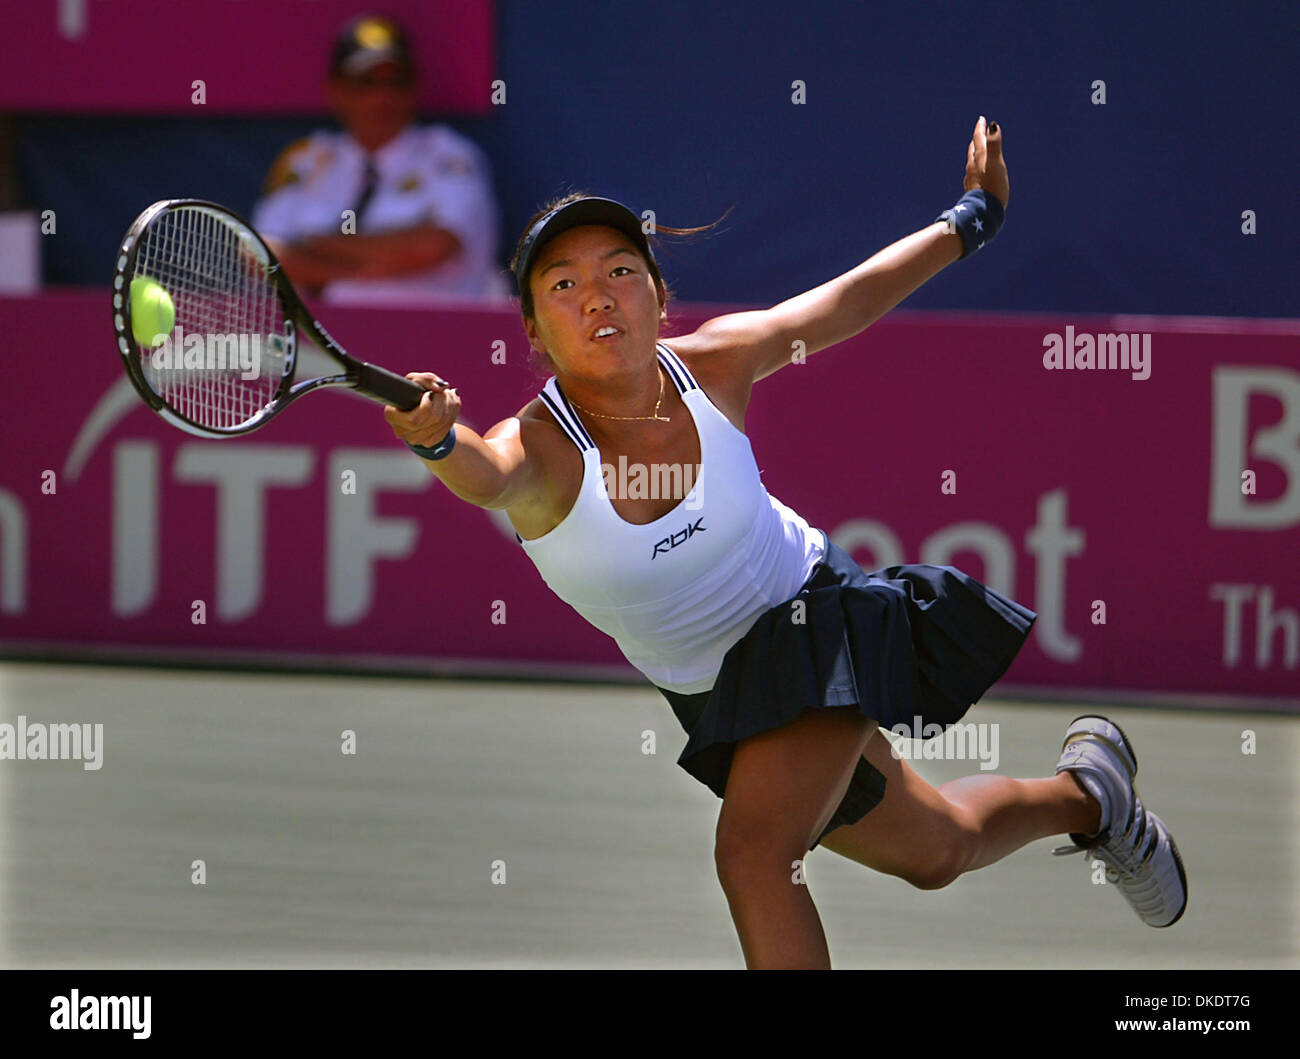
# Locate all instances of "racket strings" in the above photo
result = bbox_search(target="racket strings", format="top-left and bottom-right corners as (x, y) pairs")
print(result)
(134, 206), (290, 431)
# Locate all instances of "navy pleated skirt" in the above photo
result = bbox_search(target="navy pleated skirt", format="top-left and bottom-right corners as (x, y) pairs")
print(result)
(654, 534), (1037, 849)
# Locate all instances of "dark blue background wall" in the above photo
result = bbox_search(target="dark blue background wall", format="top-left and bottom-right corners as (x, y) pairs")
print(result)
(15, 0), (1299, 316)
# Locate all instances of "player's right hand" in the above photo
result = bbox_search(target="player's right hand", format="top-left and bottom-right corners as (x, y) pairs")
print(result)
(384, 372), (461, 447)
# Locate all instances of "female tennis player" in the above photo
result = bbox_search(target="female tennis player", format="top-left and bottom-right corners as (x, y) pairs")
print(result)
(384, 117), (1187, 968)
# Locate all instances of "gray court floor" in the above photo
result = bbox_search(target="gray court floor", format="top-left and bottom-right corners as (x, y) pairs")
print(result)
(1, 661), (1295, 969)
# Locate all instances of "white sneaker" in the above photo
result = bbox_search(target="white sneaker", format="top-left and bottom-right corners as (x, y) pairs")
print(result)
(1053, 715), (1188, 927)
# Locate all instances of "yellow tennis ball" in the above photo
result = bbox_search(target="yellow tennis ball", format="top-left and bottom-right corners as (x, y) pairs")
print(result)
(129, 277), (175, 348)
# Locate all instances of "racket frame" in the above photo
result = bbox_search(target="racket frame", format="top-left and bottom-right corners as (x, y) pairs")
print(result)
(111, 198), (431, 439)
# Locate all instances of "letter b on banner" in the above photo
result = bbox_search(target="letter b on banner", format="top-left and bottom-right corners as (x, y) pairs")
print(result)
(1210, 367), (1300, 529)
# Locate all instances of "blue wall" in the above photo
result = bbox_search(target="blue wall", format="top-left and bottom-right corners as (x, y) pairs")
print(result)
(16, 0), (1299, 316)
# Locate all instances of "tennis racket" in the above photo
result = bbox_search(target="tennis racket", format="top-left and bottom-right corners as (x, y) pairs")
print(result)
(111, 198), (449, 438)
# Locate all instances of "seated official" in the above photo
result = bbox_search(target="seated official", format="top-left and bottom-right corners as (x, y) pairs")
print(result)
(252, 14), (509, 304)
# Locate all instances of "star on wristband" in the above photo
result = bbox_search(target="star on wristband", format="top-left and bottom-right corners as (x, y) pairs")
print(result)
(935, 189), (1004, 259)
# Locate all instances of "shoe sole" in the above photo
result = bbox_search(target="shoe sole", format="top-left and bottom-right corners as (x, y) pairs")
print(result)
(1152, 816), (1189, 927)
(1069, 713), (1188, 927)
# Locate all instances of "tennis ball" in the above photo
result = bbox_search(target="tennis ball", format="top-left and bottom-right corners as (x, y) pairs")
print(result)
(129, 277), (175, 348)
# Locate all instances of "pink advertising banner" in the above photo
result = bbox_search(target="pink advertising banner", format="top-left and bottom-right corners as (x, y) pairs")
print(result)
(0, 291), (1297, 708)
(0, 1), (494, 114)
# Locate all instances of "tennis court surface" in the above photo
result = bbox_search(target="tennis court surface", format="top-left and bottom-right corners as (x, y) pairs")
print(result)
(1, 661), (1294, 969)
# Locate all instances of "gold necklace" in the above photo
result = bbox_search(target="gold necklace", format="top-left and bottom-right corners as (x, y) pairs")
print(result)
(567, 366), (671, 422)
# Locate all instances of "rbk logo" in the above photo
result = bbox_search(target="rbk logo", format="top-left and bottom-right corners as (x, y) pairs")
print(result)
(652, 518), (705, 559)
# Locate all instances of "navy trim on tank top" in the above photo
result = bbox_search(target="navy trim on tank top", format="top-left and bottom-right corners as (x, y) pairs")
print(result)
(538, 389), (595, 452)
(518, 345), (702, 546)
(656, 344), (699, 391)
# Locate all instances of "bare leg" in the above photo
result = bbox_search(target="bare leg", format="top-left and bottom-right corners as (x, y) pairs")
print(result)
(939, 771), (1100, 872)
(819, 733), (1101, 888)
(714, 707), (877, 969)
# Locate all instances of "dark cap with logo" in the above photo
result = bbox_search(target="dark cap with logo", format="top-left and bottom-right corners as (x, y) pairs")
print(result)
(330, 15), (414, 78)
(513, 197), (656, 293)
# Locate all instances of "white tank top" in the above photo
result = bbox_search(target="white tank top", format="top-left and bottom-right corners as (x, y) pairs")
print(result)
(518, 344), (826, 694)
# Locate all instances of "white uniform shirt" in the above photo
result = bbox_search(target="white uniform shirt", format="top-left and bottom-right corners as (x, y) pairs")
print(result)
(251, 124), (510, 304)
(520, 344), (827, 694)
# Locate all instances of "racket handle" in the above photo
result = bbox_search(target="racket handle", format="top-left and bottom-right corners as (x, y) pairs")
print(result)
(354, 362), (450, 410)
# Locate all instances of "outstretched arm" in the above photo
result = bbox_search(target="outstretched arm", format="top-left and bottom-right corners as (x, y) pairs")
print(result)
(382, 374), (546, 511)
(678, 116), (1009, 382)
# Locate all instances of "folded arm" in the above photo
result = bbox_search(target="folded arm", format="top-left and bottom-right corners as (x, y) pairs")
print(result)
(267, 224), (462, 290)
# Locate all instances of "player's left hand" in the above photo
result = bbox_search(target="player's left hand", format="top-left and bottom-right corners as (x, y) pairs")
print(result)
(963, 116), (1008, 210)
